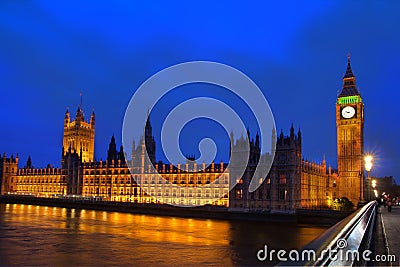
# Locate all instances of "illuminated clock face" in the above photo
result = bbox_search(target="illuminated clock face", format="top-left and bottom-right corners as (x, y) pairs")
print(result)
(342, 106), (356, 119)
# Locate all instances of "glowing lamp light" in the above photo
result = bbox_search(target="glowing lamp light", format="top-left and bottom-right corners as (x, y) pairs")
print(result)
(364, 154), (373, 172)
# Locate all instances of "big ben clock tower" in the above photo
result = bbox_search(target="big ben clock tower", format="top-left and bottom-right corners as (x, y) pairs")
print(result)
(336, 55), (364, 205)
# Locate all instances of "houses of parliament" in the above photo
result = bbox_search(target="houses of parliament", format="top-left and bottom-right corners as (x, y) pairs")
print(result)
(0, 57), (365, 211)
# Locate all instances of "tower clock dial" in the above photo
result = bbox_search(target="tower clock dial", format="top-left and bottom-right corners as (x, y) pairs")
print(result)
(341, 106), (356, 119)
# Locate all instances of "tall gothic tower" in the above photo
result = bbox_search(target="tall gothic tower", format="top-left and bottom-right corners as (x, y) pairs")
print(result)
(63, 98), (95, 162)
(336, 55), (365, 205)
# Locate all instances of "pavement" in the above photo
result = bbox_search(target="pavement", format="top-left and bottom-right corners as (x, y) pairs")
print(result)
(379, 205), (400, 266)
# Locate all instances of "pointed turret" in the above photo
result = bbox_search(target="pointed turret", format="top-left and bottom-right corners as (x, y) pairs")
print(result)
(90, 110), (95, 127)
(271, 127), (276, 154)
(26, 155), (32, 168)
(339, 54), (360, 97)
(145, 116), (152, 137)
(290, 123), (295, 139)
(118, 145), (125, 163)
(255, 132), (260, 149)
(230, 130), (234, 145)
(144, 116), (156, 164)
(107, 135), (118, 163)
(343, 54), (354, 78)
(297, 128), (302, 143)
(75, 106), (84, 122)
(64, 108), (70, 125)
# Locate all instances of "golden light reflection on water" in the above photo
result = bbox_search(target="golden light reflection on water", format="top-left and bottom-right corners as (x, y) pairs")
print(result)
(0, 204), (328, 266)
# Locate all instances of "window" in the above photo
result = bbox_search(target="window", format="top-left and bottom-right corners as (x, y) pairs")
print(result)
(236, 189), (243, 199)
(266, 188), (271, 200)
(278, 189), (287, 200)
(214, 190), (219, 198)
(279, 174), (286, 184)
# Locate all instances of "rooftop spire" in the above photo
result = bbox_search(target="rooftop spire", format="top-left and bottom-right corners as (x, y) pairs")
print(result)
(75, 92), (85, 121)
(343, 53), (355, 79)
(339, 54), (360, 97)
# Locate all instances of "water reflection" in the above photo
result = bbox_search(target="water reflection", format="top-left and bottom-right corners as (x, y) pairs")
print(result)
(0, 204), (327, 266)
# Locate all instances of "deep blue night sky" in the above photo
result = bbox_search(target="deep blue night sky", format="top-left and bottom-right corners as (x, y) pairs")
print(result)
(1, 1), (399, 182)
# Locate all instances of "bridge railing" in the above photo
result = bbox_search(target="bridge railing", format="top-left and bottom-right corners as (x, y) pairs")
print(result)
(287, 201), (377, 266)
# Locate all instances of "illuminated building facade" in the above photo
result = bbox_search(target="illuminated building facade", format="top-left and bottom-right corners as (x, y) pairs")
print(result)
(3, 56), (372, 210)
(1, 107), (336, 210)
(0, 154), (18, 195)
(80, 132), (229, 206)
(336, 55), (365, 205)
(1, 109), (230, 206)
(63, 105), (95, 163)
(229, 126), (337, 212)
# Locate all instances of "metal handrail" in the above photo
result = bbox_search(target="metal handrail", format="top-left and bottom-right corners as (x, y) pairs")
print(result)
(286, 201), (377, 266)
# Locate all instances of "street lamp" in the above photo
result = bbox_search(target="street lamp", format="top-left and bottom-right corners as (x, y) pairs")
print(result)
(372, 179), (378, 198)
(364, 154), (373, 201)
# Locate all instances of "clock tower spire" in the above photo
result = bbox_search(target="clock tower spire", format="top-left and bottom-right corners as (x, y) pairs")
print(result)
(336, 55), (365, 205)
(340, 54), (359, 97)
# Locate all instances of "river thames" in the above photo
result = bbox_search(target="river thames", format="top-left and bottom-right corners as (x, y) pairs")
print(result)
(0, 203), (328, 266)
